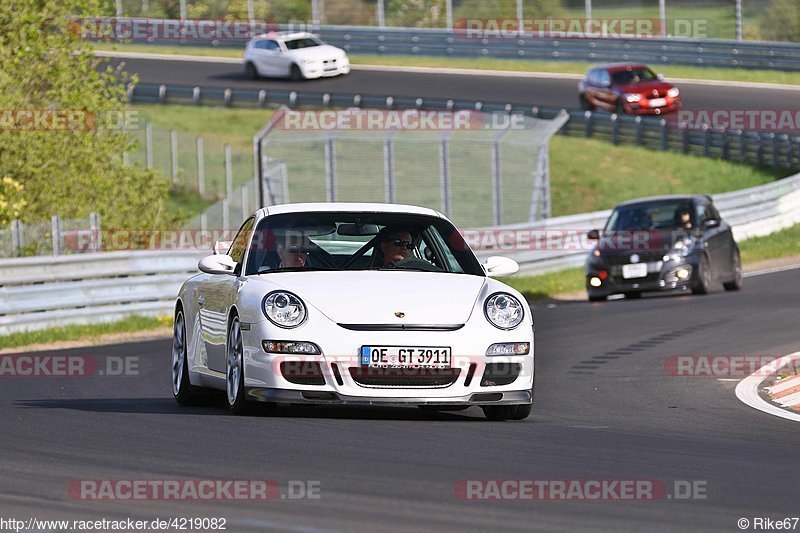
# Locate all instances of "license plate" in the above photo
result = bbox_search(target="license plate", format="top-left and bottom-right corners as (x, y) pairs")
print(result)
(649, 98), (667, 107)
(361, 346), (451, 368)
(622, 263), (648, 279)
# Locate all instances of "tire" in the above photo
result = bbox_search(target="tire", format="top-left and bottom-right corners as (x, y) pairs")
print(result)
(172, 308), (199, 406)
(588, 294), (607, 302)
(289, 64), (304, 81)
(226, 315), (254, 415)
(482, 380), (534, 421)
(692, 255), (712, 295)
(723, 248), (743, 291)
(579, 94), (595, 111)
(245, 62), (258, 80)
(615, 99), (626, 115)
(624, 291), (642, 299)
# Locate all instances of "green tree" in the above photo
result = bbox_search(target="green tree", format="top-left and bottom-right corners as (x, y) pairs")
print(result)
(0, 0), (168, 232)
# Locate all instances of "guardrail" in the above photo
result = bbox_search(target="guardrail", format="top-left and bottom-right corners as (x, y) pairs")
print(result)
(102, 19), (800, 71)
(0, 250), (204, 336)
(474, 169), (800, 275)
(129, 82), (800, 171)
(2, 171), (799, 335)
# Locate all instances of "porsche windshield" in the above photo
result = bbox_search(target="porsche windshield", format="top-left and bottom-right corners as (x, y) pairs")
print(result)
(244, 212), (484, 276)
(605, 201), (695, 231)
(612, 67), (658, 85)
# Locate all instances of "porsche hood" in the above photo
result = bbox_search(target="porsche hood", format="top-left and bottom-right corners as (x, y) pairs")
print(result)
(255, 271), (486, 325)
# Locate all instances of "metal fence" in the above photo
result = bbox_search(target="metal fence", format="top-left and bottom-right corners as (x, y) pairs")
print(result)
(125, 120), (254, 200)
(0, 214), (101, 259)
(248, 107), (567, 227)
(129, 83), (800, 172)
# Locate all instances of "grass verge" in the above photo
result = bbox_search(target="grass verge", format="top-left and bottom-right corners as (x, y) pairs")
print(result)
(95, 42), (800, 86)
(739, 223), (800, 264)
(0, 315), (171, 351)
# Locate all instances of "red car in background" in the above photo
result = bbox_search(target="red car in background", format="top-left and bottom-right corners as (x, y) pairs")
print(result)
(578, 63), (681, 115)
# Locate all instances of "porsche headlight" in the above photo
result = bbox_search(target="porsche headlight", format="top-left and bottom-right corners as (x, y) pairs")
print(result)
(625, 93), (642, 103)
(667, 87), (680, 98)
(672, 237), (694, 257)
(484, 292), (524, 330)
(263, 291), (307, 328)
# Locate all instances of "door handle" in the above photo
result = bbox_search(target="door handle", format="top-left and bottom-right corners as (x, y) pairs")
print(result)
(198, 295), (205, 307)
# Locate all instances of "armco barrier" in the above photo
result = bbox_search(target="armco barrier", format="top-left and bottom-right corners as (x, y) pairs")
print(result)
(0, 250), (205, 336)
(1, 172), (798, 335)
(98, 19), (800, 71)
(128, 83), (800, 171)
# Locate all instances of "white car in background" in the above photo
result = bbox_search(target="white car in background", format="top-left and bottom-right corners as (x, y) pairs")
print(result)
(172, 203), (535, 420)
(243, 31), (350, 81)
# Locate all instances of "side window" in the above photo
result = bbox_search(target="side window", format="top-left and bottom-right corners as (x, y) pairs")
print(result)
(265, 40), (280, 51)
(599, 70), (611, 87)
(707, 204), (721, 222)
(229, 217), (255, 265)
(695, 203), (711, 226)
(587, 69), (597, 85)
(253, 40), (267, 50)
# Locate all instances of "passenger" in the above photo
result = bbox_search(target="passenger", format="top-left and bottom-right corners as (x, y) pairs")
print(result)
(276, 235), (311, 268)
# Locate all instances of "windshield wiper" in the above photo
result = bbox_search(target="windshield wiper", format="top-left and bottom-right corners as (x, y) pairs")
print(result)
(258, 266), (334, 273)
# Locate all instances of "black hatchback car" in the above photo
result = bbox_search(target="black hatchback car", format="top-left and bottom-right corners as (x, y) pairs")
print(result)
(585, 195), (743, 301)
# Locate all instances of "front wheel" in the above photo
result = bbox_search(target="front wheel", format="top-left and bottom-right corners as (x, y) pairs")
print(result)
(172, 309), (199, 405)
(245, 62), (258, 80)
(289, 64), (304, 81)
(723, 249), (743, 291)
(226, 315), (254, 415)
(692, 255), (712, 295)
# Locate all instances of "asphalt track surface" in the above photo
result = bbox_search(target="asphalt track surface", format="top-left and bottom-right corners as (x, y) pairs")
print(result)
(109, 56), (800, 112)
(2, 267), (799, 531)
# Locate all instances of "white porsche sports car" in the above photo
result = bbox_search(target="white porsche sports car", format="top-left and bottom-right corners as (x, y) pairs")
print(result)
(172, 203), (534, 420)
(243, 31), (350, 81)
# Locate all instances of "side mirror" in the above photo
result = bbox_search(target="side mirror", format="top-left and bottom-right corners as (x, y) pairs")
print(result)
(483, 256), (519, 278)
(657, 73), (665, 80)
(213, 240), (232, 255)
(586, 229), (600, 240)
(702, 219), (720, 229)
(198, 254), (237, 275)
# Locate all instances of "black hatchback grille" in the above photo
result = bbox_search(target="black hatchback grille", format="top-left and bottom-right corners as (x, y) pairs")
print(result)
(349, 367), (460, 388)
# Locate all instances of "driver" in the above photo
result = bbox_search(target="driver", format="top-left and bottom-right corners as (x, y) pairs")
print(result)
(377, 227), (414, 266)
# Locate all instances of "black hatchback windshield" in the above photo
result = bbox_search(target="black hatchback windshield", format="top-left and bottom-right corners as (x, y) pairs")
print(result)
(605, 201), (695, 231)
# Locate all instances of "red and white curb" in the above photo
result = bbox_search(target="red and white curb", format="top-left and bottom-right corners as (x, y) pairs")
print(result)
(735, 352), (800, 422)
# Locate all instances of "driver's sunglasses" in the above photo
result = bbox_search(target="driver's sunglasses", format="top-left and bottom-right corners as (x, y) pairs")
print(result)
(389, 239), (414, 250)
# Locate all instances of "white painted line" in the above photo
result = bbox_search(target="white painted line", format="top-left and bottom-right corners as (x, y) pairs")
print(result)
(735, 351), (800, 422)
(92, 50), (800, 91)
(744, 262), (800, 278)
(767, 374), (800, 394)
